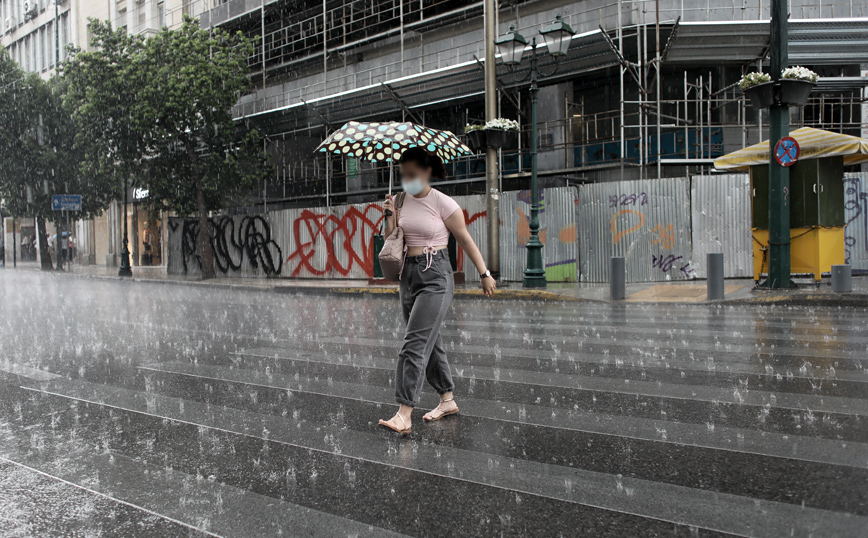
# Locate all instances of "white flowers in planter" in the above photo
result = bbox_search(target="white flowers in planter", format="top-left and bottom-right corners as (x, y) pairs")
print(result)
(485, 118), (520, 131)
(781, 66), (818, 83)
(739, 72), (772, 90)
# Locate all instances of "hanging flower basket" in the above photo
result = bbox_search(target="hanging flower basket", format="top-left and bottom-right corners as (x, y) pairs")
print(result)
(466, 129), (487, 152)
(778, 79), (815, 107)
(484, 118), (520, 149)
(743, 81), (775, 110)
(485, 129), (518, 149)
(778, 67), (818, 107)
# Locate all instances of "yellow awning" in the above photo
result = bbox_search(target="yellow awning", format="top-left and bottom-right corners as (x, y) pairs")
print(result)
(713, 127), (868, 171)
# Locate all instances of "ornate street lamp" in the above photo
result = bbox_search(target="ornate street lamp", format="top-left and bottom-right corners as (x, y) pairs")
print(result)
(495, 14), (575, 288)
(118, 176), (132, 277)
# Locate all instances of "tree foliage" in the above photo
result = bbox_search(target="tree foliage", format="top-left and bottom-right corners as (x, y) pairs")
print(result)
(0, 47), (115, 269)
(3, 18), (268, 278)
(138, 17), (269, 278)
(62, 20), (147, 194)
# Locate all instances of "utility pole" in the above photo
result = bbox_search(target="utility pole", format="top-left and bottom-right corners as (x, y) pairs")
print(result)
(765, 0), (792, 288)
(484, 0), (500, 278)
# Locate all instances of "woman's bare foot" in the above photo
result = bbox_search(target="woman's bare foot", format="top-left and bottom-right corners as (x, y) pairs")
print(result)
(423, 397), (459, 421)
(379, 405), (413, 433)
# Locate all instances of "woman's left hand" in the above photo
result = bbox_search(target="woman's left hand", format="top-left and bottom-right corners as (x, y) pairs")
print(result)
(481, 276), (496, 297)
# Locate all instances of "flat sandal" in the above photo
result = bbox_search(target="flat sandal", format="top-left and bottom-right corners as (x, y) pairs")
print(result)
(379, 414), (412, 434)
(423, 398), (460, 422)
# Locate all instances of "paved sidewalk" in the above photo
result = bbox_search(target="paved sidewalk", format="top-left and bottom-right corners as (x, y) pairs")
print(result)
(3, 261), (867, 305)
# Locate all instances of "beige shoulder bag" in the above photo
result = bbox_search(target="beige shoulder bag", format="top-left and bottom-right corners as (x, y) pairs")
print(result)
(378, 192), (406, 281)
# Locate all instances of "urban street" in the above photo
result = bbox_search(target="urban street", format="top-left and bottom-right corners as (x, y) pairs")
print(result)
(0, 271), (866, 537)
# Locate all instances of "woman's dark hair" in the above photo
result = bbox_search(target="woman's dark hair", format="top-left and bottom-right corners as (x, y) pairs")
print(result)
(399, 147), (446, 180)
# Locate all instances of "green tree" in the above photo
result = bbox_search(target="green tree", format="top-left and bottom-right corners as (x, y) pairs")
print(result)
(62, 21), (148, 268)
(137, 17), (269, 279)
(0, 48), (113, 270)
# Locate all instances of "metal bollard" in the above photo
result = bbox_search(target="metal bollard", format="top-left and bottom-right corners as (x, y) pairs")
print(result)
(831, 264), (852, 293)
(610, 257), (626, 301)
(707, 253), (725, 300)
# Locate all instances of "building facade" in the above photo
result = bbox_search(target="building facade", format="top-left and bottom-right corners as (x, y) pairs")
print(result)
(4, 0), (868, 274)
(192, 0), (868, 213)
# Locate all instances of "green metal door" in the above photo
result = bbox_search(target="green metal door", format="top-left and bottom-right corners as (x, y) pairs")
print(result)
(818, 156), (845, 226)
(751, 165), (769, 229)
(789, 159), (818, 228)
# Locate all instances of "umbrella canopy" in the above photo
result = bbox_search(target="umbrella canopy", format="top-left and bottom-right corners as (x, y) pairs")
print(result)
(315, 121), (472, 163)
(714, 127), (868, 171)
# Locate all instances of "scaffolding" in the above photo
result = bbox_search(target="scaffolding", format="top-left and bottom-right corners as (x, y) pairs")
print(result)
(208, 0), (868, 209)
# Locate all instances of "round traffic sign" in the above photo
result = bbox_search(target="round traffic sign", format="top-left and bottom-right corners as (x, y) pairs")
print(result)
(774, 137), (800, 167)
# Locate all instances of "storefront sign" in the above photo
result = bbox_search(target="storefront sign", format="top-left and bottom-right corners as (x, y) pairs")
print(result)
(134, 188), (150, 200)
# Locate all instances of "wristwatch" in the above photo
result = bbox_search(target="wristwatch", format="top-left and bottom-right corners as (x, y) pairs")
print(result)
(480, 270), (493, 280)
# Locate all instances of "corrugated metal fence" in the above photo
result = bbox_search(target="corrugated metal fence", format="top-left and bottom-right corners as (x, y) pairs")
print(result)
(844, 172), (868, 272)
(578, 178), (693, 282)
(690, 174), (753, 279)
(168, 174), (866, 282)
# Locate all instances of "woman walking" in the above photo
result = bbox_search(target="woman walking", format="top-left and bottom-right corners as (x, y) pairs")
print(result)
(378, 147), (496, 434)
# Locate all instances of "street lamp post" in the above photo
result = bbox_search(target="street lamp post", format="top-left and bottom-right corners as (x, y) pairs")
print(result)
(495, 15), (575, 289)
(118, 178), (132, 277)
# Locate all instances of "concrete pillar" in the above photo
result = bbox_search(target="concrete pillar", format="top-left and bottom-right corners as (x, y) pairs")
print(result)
(831, 265), (852, 293)
(610, 257), (626, 300)
(707, 253), (724, 300)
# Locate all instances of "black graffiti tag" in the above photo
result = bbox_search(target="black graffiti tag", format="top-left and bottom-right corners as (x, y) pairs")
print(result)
(652, 253), (694, 277)
(181, 216), (282, 276)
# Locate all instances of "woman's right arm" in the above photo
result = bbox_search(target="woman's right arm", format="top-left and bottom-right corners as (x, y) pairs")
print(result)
(383, 195), (395, 236)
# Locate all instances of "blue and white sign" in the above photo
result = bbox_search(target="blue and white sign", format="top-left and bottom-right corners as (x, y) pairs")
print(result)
(51, 195), (82, 211)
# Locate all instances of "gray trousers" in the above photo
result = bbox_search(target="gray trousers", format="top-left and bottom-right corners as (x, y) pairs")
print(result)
(395, 249), (455, 407)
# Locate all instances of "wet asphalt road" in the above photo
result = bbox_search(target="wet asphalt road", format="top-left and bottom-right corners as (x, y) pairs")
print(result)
(0, 270), (866, 537)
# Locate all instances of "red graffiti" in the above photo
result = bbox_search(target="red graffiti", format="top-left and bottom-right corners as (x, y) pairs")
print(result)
(285, 205), (487, 277)
(286, 204), (384, 277)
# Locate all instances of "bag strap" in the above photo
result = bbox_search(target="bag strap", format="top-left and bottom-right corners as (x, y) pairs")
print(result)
(394, 192), (406, 227)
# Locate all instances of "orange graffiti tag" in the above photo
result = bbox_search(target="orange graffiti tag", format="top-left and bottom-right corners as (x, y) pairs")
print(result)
(650, 223), (675, 249)
(610, 209), (645, 244)
(559, 224), (577, 244)
(517, 207), (547, 246)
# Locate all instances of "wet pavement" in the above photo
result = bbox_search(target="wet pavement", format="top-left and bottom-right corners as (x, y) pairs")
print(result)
(0, 270), (866, 537)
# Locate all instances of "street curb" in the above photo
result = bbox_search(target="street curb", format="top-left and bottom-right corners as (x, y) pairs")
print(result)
(14, 269), (866, 306)
(721, 293), (868, 308)
(47, 271), (596, 303)
(325, 286), (595, 302)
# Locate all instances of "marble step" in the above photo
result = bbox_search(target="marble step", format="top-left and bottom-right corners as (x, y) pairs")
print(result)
(234, 345), (868, 398)
(17, 378), (868, 538)
(141, 357), (868, 443)
(137, 361), (868, 514)
(0, 410), (405, 538)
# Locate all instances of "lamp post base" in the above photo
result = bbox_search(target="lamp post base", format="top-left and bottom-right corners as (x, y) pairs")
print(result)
(118, 242), (132, 277)
(523, 240), (546, 288)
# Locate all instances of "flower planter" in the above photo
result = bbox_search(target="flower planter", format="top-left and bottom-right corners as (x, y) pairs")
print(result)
(466, 129), (487, 152)
(779, 79), (815, 107)
(742, 81), (775, 110)
(485, 128), (518, 150)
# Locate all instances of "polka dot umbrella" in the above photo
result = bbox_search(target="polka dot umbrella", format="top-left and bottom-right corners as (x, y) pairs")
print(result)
(314, 121), (472, 164)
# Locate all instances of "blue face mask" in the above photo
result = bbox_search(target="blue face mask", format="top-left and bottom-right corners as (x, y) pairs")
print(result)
(401, 178), (425, 196)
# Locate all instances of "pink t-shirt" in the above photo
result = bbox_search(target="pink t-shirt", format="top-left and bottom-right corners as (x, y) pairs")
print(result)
(400, 188), (461, 248)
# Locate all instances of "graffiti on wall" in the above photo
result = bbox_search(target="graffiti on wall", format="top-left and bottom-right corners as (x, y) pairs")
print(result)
(173, 216), (283, 276)
(283, 204), (488, 278)
(579, 179), (693, 282)
(169, 187), (581, 281)
(844, 176), (868, 268)
(285, 204), (383, 277)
